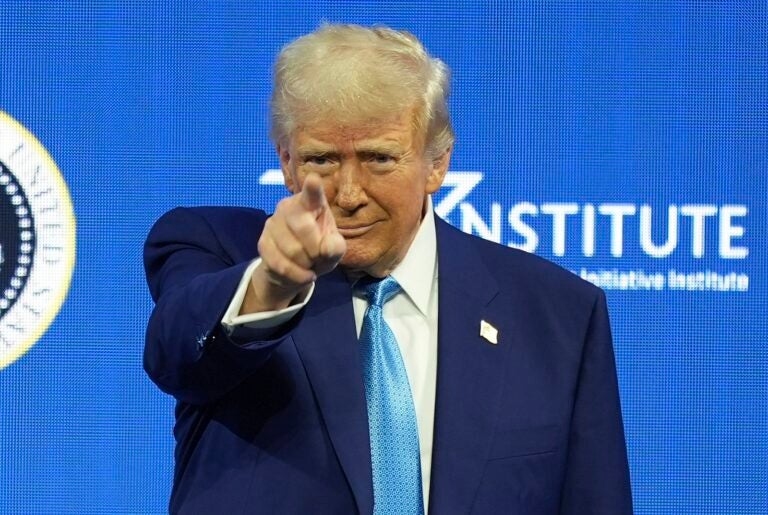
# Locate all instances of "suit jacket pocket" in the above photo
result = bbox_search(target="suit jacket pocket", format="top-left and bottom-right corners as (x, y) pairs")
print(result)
(488, 424), (562, 460)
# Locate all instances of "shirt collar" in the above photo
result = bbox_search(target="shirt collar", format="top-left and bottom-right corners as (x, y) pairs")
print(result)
(390, 196), (437, 317)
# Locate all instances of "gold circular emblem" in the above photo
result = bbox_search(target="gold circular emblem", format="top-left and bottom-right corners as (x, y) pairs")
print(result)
(0, 111), (76, 370)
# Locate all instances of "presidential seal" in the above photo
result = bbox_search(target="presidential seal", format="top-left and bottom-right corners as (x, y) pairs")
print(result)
(0, 111), (75, 370)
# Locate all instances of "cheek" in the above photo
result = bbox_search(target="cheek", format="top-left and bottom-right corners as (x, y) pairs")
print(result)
(380, 169), (427, 206)
(386, 195), (426, 243)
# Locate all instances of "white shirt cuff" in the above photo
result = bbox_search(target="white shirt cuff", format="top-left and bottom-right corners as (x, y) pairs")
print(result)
(221, 258), (315, 333)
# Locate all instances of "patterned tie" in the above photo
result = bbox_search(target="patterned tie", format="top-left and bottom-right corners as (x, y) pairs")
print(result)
(358, 276), (424, 515)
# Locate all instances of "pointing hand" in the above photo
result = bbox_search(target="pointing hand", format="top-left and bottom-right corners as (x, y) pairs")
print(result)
(244, 174), (346, 313)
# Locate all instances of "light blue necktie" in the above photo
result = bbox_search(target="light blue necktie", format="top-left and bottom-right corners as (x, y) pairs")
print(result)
(359, 276), (424, 515)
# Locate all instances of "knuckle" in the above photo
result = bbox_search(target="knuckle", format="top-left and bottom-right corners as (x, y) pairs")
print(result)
(295, 217), (323, 252)
(289, 212), (318, 238)
(279, 237), (301, 257)
(275, 197), (291, 212)
(262, 217), (279, 238)
(258, 235), (278, 259)
(272, 260), (288, 278)
(287, 212), (309, 232)
(279, 238), (313, 266)
(257, 235), (268, 255)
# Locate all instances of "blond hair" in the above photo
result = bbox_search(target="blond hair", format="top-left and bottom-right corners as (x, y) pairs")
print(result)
(270, 24), (454, 158)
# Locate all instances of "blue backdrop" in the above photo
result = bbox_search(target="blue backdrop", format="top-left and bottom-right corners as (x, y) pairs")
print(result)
(1, 1), (765, 513)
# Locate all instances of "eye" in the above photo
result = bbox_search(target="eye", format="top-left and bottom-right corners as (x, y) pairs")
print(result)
(303, 154), (336, 169)
(308, 155), (329, 165)
(370, 153), (395, 165)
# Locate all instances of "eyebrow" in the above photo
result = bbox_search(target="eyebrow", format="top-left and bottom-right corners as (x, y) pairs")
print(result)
(296, 143), (404, 159)
(296, 146), (337, 159)
(354, 143), (403, 155)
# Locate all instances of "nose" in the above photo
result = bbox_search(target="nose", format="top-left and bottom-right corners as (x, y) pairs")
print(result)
(334, 159), (368, 213)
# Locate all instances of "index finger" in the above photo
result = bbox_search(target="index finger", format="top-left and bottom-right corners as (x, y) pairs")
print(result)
(300, 173), (327, 212)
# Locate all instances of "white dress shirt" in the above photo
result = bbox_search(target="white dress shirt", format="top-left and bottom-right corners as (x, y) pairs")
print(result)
(222, 198), (439, 512)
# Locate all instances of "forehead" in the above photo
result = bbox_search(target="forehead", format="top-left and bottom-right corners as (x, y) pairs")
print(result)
(291, 108), (420, 148)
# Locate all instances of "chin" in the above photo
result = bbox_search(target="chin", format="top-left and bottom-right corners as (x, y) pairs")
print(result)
(339, 255), (374, 272)
(339, 251), (384, 276)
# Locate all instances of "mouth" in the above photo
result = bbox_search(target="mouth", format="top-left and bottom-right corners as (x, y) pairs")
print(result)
(337, 222), (379, 238)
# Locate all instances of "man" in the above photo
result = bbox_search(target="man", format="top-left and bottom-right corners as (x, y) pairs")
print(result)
(144, 24), (632, 514)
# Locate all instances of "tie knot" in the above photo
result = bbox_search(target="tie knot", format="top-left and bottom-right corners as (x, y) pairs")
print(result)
(360, 276), (401, 307)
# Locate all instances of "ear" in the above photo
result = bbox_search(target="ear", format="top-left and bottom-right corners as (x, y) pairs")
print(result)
(277, 143), (298, 194)
(425, 145), (453, 194)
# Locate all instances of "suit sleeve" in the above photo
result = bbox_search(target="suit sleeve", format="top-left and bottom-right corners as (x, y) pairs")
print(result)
(143, 207), (297, 405)
(559, 290), (633, 514)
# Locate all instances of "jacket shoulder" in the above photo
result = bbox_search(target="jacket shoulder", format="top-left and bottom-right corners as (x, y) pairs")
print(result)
(448, 221), (602, 305)
(146, 206), (269, 247)
(149, 206), (269, 235)
(144, 206), (269, 293)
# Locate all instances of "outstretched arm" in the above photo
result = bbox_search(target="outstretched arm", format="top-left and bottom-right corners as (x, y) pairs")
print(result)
(143, 207), (290, 405)
(143, 175), (346, 405)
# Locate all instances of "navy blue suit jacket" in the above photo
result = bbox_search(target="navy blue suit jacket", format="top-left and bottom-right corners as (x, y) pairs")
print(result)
(144, 206), (632, 514)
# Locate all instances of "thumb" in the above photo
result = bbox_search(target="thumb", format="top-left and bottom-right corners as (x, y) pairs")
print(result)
(320, 231), (347, 261)
(300, 173), (326, 213)
(313, 231), (346, 276)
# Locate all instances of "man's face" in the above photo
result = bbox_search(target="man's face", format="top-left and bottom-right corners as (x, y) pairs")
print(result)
(279, 108), (450, 277)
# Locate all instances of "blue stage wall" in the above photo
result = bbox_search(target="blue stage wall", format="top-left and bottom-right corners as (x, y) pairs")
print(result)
(0, 2), (765, 513)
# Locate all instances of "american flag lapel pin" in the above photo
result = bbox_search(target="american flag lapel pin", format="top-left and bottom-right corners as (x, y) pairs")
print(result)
(480, 319), (498, 344)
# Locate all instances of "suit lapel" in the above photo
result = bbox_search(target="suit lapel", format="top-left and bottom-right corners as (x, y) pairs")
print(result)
(428, 217), (508, 514)
(290, 269), (373, 515)
(290, 217), (512, 514)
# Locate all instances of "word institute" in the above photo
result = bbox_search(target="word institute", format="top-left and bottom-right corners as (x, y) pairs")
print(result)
(461, 202), (749, 259)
